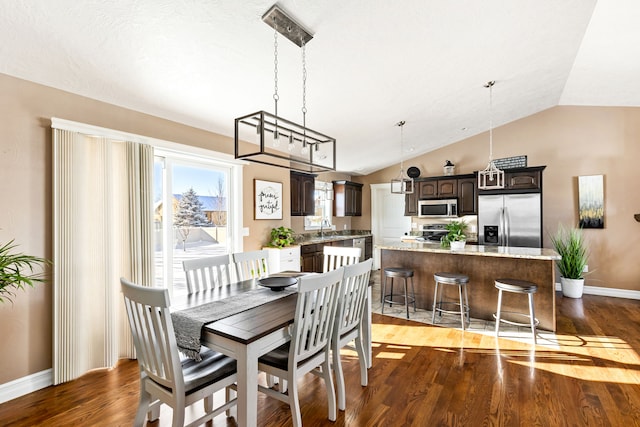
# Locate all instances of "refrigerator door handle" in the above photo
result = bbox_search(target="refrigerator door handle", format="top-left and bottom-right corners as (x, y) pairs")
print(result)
(504, 207), (510, 247)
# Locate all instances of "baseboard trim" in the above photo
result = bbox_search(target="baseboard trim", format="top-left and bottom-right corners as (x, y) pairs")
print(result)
(0, 369), (52, 404)
(555, 283), (640, 300)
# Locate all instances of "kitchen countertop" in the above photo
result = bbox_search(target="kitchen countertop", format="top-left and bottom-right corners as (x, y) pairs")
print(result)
(377, 239), (559, 261)
(297, 234), (372, 246)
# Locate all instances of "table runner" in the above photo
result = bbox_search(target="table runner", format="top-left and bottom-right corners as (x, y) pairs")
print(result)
(172, 287), (296, 360)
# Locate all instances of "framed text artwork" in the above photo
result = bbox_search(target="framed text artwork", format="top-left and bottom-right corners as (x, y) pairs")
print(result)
(578, 174), (604, 229)
(254, 179), (283, 220)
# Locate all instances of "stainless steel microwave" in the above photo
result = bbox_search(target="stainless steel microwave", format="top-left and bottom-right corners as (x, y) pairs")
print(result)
(418, 199), (458, 218)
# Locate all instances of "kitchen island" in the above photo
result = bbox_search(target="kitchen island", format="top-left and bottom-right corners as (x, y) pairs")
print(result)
(378, 241), (560, 331)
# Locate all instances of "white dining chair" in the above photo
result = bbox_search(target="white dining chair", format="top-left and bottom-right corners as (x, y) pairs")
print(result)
(120, 278), (237, 427)
(332, 258), (372, 411)
(323, 245), (361, 272)
(182, 254), (232, 294)
(257, 268), (344, 427)
(232, 249), (270, 281)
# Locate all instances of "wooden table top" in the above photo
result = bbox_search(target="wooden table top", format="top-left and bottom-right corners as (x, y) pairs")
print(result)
(170, 275), (300, 345)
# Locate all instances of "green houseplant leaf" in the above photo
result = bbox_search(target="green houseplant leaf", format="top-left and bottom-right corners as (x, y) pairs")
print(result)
(0, 240), (50, 304)
(549, 225), (588, 279)
(440, 220), (468, 248)
(269, 226), (295, 248)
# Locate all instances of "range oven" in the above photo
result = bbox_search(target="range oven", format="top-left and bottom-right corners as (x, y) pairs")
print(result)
(418, 198), (458, 218)
(416, 224), (448, 244)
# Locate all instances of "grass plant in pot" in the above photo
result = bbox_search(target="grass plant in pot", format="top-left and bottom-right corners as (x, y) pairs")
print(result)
(0, 239), (50, 304)
(268, 226), (296, 248)
(441, 220), (468, 251)
(550, 225), (589, 298)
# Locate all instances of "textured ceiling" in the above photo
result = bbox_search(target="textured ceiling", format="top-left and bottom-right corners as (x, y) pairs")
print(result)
(1, 0), (638, 174)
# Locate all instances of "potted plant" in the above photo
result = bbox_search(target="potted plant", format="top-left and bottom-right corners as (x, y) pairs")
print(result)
(268, 226), (296, 248)
(441, 220), (468, 250)
(0, 239), (50, 304)
(550, 225), (588, 298)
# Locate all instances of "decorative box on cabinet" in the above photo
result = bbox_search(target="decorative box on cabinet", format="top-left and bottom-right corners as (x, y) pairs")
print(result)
(264, 246), (301, 273)
(333, 180), (363, 217)
(290, 171), (315, 216)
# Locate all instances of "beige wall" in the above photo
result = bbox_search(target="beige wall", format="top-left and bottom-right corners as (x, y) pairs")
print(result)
(0, 73), (295, 384)
(1, 71), (639, 387)
(362, 106), (640, 293)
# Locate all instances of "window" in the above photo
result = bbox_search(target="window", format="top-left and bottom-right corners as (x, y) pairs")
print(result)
(154, 151), (239, 296)
(304, 181), (334, 230)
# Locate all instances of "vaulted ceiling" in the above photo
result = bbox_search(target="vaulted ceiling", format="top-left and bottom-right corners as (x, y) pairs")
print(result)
(1, 1), (638, 174)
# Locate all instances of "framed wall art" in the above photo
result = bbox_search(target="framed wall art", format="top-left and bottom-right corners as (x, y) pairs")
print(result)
(578, 174), (604, 229)
(254, 179), (283, 220)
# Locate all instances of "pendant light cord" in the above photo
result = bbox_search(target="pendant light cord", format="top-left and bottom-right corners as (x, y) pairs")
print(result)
(397, 120), (406, 171)
(485, 81), (495, 162)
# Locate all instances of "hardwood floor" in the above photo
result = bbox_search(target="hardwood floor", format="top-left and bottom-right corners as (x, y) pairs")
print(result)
(1, 292), (639, 426)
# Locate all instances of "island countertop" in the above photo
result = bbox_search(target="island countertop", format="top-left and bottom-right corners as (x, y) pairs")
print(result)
(379, 242), (559, 331)
(376, 240), (560, 261)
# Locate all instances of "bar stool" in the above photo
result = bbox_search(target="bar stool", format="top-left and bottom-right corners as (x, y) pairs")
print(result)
(432, 272), (470, 329)
(382, 267), (416, 319)
(494, 278), (539, 344)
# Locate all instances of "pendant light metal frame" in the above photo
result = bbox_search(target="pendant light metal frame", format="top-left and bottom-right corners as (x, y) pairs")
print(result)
(234, 4), (336, 173)
(477, 81), (505, 190)
(390, 120), (414, 194)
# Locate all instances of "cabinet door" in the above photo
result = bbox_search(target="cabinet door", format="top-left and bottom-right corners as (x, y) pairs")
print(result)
(457, 177), (477, 215)
(345, 185), (357, 216)
(290, 173), (302, 216)
(418, 180), (438, 198)
(301, 253), (315, 272)
(365, 236), (373, 260)
(438, 179), (458, 197)
(353, 185), (363, 216)
(333, 181), (363, 217)
(506, 170), (541, 190)
(291, 172), (315, 216)
(314, 251), (324, 273)
(404, 191), (418, 216)
(301, 176), (315, 216)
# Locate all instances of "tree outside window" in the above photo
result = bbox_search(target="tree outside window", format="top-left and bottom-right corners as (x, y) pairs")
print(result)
(174, 187), (209, 251)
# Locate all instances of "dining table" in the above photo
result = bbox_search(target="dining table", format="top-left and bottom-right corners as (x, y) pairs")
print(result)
(170, 272), (373, 427)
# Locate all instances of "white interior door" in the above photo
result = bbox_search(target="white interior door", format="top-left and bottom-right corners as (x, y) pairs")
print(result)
(371, 183), (412, 269)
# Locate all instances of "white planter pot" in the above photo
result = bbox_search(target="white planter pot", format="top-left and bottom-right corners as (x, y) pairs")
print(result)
(560, 277), (585, 298)
(450, 240), (466, 251)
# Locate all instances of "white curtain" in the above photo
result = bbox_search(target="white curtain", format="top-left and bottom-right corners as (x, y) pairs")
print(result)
(52, 126), (154, 384)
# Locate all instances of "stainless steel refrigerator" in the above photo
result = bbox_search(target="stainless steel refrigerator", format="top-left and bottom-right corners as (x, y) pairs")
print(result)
(478, 193), (542, 248)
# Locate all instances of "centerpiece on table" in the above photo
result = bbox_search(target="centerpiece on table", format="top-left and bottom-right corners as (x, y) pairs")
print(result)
(440, 220), (468, 250)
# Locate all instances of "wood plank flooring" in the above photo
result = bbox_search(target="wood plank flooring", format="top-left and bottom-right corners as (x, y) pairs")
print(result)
(1, 292), (639, 426)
